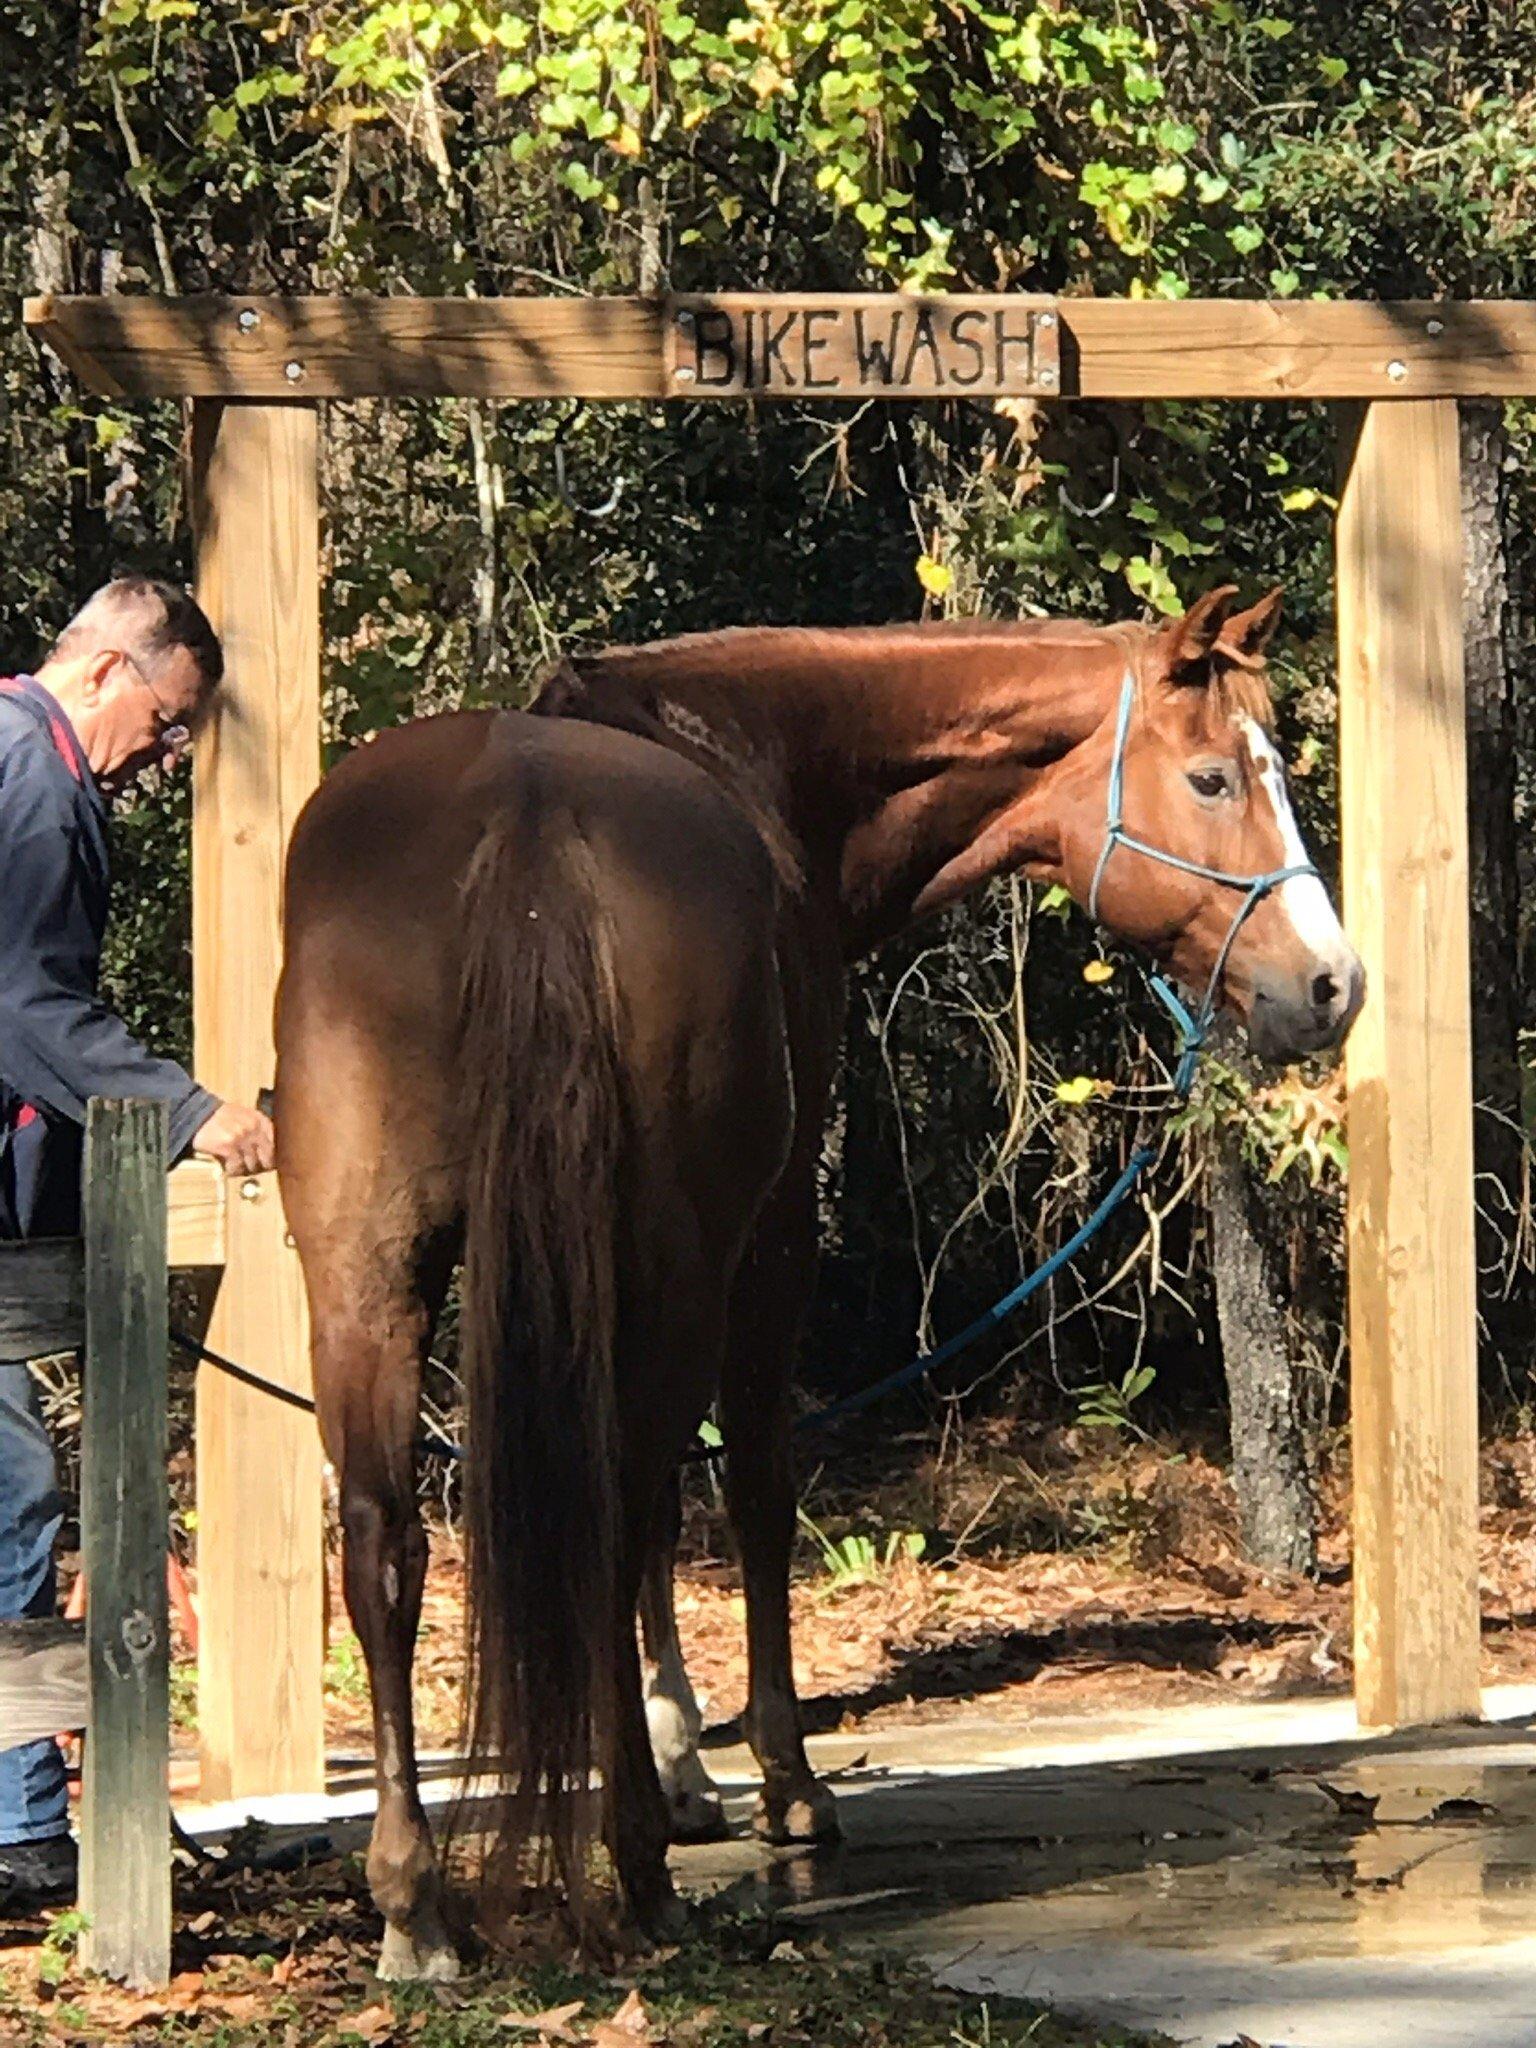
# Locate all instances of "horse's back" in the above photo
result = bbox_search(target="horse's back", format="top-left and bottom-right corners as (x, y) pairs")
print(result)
(287, 707), (770, 927)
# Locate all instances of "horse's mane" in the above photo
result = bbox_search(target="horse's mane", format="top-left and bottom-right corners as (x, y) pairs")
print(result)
(563, 616), (1125, 676)
(532, 615), (1281, 763)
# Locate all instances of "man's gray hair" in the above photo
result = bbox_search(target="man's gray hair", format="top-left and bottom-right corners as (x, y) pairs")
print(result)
(51, 575), (223, 690)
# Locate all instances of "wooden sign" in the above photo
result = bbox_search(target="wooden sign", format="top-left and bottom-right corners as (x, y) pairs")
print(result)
(665, 294), (1059, 399)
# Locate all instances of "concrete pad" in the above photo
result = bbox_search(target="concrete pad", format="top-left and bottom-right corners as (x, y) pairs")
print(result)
(175, 1686), (1536, 2048)
(677, 1686), (1536, 2048)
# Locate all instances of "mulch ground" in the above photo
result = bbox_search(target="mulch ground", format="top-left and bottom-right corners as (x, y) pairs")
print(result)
(0, 1853), (1154, 2047)
(314, 1427), (1536, 1757)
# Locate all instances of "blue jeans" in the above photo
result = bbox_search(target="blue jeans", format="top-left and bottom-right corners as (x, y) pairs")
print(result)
(0, 1363), (69, 1842)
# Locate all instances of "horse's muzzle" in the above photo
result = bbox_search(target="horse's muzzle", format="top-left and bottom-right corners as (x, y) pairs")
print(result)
(1248, 950), (1366, 1063)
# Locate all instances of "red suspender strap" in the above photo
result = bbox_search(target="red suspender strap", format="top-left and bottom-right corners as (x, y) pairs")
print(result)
(0, 677), (84, 785)
(1, 677), (81, 1131)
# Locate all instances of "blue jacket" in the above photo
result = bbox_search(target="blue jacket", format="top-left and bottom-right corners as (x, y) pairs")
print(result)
(0, 676), (217, 1237)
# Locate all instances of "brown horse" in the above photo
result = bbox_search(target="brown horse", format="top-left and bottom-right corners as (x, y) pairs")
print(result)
(274, 584), (1361, 1977)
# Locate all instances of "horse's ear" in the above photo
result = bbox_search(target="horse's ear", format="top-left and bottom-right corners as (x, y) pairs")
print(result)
(1159, 584), (1238, 684)
(1216, 586), (1283, 670)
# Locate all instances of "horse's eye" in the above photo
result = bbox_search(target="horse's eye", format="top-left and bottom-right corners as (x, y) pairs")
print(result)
(1188, 765), (1235, 801)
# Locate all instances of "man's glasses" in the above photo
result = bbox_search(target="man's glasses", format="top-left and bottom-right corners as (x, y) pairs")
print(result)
(120, 651), (192, 759)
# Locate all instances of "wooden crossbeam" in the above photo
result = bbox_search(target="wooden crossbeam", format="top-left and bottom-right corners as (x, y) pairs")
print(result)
(25, 293), (1536, 401)
(167, 1156), (227, 1267)
(0, 1240), (83, 1356)
(0, 1166), (224, 1350)
(0, 1619), (86, 1750)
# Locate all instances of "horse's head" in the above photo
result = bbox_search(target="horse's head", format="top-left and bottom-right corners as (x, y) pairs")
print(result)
(1059, 585), (1363, 1064)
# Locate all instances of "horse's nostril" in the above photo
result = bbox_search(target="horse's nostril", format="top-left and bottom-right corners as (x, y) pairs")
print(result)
(1312, 972), (1339, 1009)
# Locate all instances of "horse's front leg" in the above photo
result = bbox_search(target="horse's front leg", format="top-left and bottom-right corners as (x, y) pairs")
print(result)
(638, 1480), (726, 1843)
(722, 1173), (840, 1846)
(609, 1526), (687, 1943)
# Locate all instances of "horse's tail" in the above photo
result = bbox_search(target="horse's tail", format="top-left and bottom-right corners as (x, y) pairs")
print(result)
(454, 797), (621, 1923)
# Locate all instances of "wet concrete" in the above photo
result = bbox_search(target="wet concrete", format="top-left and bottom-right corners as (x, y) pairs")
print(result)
(670, 1686), (1536, 2048)
(179, 1686), (1536, 2047)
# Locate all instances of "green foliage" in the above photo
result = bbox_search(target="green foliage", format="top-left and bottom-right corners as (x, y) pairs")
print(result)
(1074, 1363), (1155, 1436)
(797, 1506), (925, 1590)
(36, 1911), (89, 1988)
(170, 1659), (199, 1731)
(324, 1632), (372, 1700)
(1191, 1058), (1348, 1189)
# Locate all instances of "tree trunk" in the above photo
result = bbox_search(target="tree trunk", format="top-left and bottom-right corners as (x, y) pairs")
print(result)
(28, 166), (72, 295)
(1207, 1045), (1318, 1573)
(1460, 399), (1530, 1398)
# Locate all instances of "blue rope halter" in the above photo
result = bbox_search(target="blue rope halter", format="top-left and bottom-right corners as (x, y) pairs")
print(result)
(1088, 669), (1319, 1095)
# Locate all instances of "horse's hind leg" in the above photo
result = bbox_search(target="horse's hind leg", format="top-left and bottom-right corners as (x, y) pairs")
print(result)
(294, 1189), (460, 1980)
(639, 1479), (726, 1843)
(611, 1240), (745, 1931)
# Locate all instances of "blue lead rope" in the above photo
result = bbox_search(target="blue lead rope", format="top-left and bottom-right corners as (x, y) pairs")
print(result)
(796, 1135), (1163, 1438)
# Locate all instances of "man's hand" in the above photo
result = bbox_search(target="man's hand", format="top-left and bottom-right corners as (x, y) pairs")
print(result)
(193, 1100), (276, 1177)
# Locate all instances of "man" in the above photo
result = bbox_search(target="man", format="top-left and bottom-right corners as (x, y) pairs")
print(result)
(0, 575), (274, 1905)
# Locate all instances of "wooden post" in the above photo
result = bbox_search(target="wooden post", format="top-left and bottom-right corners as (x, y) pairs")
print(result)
(80, 1099), (170, 1988)
(191, 401), (325, 1798)
(1336, 398), (1481, 1727)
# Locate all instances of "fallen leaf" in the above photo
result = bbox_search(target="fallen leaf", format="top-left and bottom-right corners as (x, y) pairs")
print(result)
(592, 1987), (655, 2046)
(1428, 1796), (1496, 1824)
(1315, 1780), (1379, 1821)
(344, 2001), (397, 2042)
(820, 1753), (869, 1782)
(206, 1992), (267, 2023)
(671, 2009), (719, 2042)
(501, 2000), (586, 2041)
(270, 1951), (297, 1986)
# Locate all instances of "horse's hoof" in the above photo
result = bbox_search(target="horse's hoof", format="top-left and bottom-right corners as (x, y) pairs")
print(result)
(668, 1785), (729, 1845)
(376, 1919), (462, 1982)
(753, 1782), (841, 1846)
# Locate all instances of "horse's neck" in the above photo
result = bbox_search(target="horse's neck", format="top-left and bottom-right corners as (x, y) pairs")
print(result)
(563, 627), (1124, 948)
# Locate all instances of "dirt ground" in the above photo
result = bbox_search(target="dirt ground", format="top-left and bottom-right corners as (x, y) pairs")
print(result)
(316, 1426), (1536, 1758)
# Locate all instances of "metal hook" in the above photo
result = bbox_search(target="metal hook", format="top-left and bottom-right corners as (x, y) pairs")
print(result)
(1061, 450), (1120, 520)
(552, 404), (624, 519)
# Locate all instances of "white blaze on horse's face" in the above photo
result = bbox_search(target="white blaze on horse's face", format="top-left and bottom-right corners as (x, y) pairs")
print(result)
(1239, 719), (1343, 954)
(1238, 716), (1363, 1050)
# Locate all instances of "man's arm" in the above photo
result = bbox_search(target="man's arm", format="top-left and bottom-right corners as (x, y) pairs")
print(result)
(0, 737), (270, 1170)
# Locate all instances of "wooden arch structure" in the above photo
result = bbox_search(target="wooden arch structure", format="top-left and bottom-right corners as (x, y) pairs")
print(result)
(25, 288), (1528, 1795)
